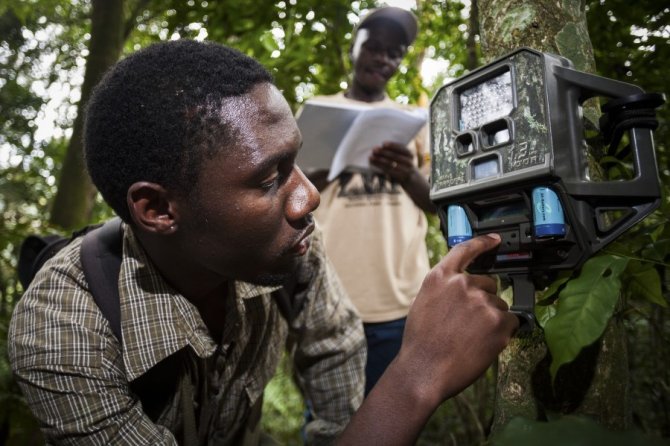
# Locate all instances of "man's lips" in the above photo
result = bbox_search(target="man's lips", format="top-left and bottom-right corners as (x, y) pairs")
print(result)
(291, 224), (315, 256)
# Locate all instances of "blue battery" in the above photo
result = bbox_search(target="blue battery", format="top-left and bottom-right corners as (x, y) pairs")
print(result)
(447, 205), (473, 247)
(532, 187), (566, 238)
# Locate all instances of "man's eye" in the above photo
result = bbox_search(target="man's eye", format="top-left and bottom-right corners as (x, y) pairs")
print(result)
(260, 164), (293, 191)
(261, 170), (286, 190)
(261, 174), (280, 190)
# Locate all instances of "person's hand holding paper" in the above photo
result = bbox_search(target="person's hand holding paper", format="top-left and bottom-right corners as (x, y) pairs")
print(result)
(369, 142), (416, 184)
(327, 107), (427, 181)
(294, 99), (427, 180)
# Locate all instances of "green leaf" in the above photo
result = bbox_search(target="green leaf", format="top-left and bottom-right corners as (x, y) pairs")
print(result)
(499, 282), (513, 308)
(534, 301), (556, 329)
(641, 237), (670, 264)
(625, 260), (667, 307)
(259, 30), (279, 53)
(535, 305), (556, 329)
(544, 255), (629, 381)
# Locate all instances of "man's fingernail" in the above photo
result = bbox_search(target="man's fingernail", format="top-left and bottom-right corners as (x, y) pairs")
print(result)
(485, 233), (501, 241)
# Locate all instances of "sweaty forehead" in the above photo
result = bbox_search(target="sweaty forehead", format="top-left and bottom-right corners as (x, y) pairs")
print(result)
(222, 82), (290, 126)
(214, 82), (298, 163)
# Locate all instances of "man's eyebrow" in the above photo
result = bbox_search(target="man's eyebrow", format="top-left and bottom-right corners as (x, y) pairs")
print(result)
(252, 150), (294, 176)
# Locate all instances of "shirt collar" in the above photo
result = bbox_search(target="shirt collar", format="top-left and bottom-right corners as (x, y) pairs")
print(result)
(117, 226), (280, 381)
(235, 281), (281, 299)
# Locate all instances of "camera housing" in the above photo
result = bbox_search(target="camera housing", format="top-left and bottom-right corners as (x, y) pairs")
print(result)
(429, 48), (663, 329)
(430, 48), (662, 276)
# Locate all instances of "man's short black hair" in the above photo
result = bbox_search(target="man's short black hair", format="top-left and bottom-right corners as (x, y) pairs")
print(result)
(84, 40), (274, 222)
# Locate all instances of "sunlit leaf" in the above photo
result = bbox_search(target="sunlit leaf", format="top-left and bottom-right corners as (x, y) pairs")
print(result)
(545, 255), (628, 381)
(535, 272), (573, 328)
(535, 301), (557, 328)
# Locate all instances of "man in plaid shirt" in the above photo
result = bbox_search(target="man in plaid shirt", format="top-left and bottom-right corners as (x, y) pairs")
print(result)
(10, 40), (517, 445)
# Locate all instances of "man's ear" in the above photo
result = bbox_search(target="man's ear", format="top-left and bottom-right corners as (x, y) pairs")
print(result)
(127, 182), (179, 235)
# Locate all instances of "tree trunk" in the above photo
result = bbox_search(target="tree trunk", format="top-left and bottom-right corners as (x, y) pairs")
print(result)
(478, 0), (595, 71)
(49, 0), (125, 230)
(477, 0), (631, 433)
(466, 0), (479, 70)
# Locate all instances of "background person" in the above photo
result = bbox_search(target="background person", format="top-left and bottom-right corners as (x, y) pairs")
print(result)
(307, 6), (437, 394)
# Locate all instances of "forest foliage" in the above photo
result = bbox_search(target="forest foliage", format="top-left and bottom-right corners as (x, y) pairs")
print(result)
(0, 0), (668, 444)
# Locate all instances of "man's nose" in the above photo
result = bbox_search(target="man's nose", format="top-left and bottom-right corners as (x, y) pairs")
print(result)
(286, 166), (320, 222)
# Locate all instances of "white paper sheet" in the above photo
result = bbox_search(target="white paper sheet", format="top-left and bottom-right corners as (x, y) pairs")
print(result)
(295, 99), (427, 180)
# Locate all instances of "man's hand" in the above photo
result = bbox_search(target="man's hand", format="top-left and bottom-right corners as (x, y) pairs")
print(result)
(369, 142), (437, 213)
(337, 234), (518, 446)
(369, 142), (416, 184)
(396, 233), (518, 404)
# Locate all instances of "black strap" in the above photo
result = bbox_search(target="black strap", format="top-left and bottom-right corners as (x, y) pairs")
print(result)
(18, 235), (71, 289)
(80, 218), (124, 341)
(599, 92), (665, 155)
(272, 273), (308, 325)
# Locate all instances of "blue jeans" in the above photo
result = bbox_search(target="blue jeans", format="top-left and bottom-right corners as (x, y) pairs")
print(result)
(363, 317), (406, 395)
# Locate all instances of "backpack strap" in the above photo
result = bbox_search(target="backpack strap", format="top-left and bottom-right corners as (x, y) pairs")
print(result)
(18, 234), (71, 289)
(80, 218), (124, 341)
(79, 218), (197, 435)
(271, 273), (304, 324)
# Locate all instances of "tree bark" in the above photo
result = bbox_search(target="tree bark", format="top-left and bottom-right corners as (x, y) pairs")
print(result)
(477, 0), (631, 433)
(466, 0), (479, 70)
(478, 0), (595, 71)
(49, 0), (125, 229)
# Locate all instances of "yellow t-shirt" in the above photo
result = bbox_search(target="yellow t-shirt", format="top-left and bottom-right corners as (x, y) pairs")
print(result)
(311, 93), (430, 323)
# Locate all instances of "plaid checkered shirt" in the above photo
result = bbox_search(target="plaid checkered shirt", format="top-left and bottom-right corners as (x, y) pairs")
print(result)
(9, 223), (365, 445)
